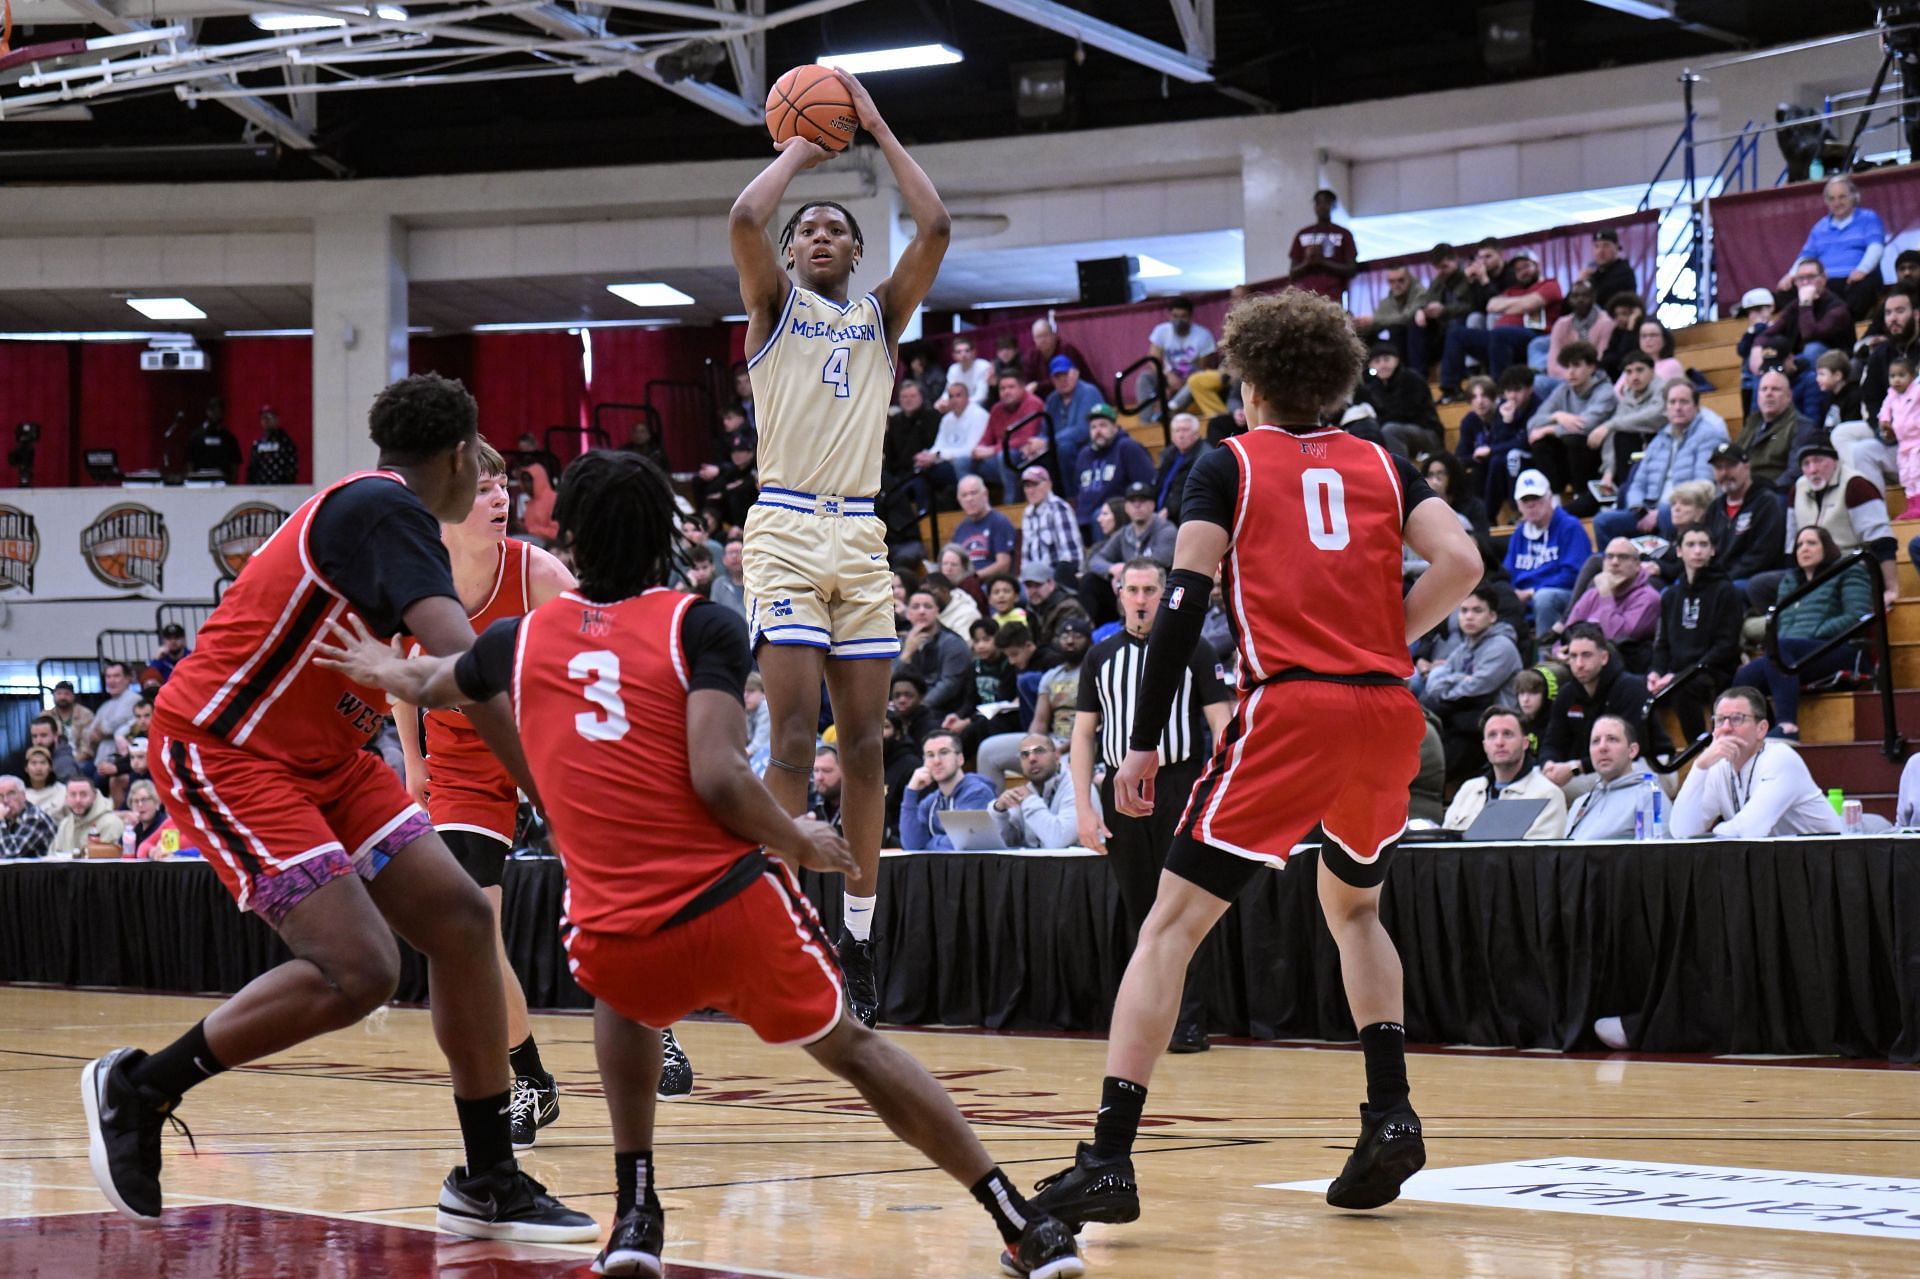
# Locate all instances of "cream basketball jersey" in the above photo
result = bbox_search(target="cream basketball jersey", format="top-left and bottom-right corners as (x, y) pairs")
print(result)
(746, 284), (894, 497)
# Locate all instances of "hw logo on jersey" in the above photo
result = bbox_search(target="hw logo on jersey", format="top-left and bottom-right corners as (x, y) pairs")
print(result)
(1300, 441), (1329, 460)
(579, 606), (611, 639)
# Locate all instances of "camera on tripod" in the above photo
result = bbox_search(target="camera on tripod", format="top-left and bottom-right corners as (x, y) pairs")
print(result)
(7, 421), (40, 489)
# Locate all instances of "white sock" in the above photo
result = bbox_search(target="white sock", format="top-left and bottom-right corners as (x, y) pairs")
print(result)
(843, 893), (877, 941)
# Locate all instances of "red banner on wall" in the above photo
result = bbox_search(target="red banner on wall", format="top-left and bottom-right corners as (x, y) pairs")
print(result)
(1709, 163), (1920, 309)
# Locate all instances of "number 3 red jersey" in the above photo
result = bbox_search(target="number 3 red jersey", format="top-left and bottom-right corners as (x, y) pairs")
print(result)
(1215, 427), (1418, 684)
(511, 588), (756, 936)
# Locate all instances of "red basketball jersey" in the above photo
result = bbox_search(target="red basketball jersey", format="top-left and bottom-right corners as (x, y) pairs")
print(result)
(158, 472), (416, 771)
(421, 539), (532, 788)
(512, 588), (757, 936)
(1218, 427), (1413, 684)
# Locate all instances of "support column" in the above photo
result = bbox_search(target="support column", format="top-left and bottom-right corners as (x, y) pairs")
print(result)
(310, 214), (408, 485)
(1239, 140), (1321, 287)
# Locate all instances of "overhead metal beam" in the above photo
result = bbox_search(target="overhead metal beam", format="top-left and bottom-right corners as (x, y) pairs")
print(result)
(968, 0), (1211, 83)
(715, 0), (765, 109)
(1167, 0), (1212, 63)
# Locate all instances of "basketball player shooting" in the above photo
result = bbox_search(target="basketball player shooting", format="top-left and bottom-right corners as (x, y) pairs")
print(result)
(1028, 292), (1482, 1227)
(728, 67), (951, 1027)
(312, 450), (1084, 1279)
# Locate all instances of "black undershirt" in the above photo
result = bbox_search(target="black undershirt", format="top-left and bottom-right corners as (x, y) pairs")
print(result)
(1177, 433), (1435, 534)
(308, 477), (458, 636)
(454, 599), (752, 705)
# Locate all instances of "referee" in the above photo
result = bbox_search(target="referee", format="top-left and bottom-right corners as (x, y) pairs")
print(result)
(1072, 557), (1229, 1053)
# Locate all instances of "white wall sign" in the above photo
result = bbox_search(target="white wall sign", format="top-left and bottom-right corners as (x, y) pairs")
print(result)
(1267, 1158), (1920, 1240)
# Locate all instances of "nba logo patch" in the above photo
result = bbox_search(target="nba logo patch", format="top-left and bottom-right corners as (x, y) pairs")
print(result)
(1169, 586), (1185, 610)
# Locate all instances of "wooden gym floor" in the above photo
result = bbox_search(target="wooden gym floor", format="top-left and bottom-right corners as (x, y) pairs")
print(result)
(1, 987), (1916, 1277)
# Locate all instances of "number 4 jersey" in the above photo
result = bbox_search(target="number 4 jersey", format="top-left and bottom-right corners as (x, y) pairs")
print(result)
(746, 284), (893, 498)
(452, 588), (759, 936)
(1179, 426), (1436, 685)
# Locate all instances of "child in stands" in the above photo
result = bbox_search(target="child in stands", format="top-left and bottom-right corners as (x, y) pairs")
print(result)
(1876, 353), (1920, 519)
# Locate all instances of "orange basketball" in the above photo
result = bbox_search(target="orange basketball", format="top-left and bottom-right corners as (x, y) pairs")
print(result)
(765, 65), (857, 153)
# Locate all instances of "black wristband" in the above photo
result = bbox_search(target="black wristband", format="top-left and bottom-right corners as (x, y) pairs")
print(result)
(1125, 569), (1214, 755)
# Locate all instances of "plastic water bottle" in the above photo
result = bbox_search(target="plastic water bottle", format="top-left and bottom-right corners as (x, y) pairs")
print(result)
(1634, 772), (1663, 840)
(121, 827), (136, 859)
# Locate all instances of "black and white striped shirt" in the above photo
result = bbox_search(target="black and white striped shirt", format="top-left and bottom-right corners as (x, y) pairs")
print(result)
(1077, 629), (1229, 767)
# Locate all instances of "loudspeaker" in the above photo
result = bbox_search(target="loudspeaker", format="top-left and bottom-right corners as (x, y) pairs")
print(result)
(1078, 256), (1142, 307)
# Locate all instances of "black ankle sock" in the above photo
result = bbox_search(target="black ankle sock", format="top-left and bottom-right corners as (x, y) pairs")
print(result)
(508, 1035), (546, 1082)
(454, 1090), (514, 1176)
(130, 1020), (226, 1102)
(614, 1149), (656, 1217)
(969, 1166), (1031, 1246)
(1092, 1076), (1147, 1159)
(1359, 1021), (1409, 1110)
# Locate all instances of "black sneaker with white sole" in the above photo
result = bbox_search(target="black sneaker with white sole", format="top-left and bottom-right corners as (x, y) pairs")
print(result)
(591, 1201), (666, 1277)
(508, 1073), (559, 1150)
(1325, 1102), (1425, 1210)
(656, 1029), (693, 1101)
(836, 929), (878, 1028)
(997, 1214), (1085, 1278)
(435, 1158), (599, 1242)
(81, 1047), (192, 1221)
(1028, 1141), (1140, 1228)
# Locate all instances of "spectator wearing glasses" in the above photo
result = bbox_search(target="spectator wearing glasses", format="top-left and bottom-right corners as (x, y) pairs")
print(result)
(1668, 688), (1841, 838)
(989, 734), (1081, 849)
(0, 774), (57, 859)
(898, 730), (995, 851)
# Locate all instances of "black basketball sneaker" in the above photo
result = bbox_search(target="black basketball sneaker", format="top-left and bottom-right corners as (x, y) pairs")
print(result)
(436, 1159), (599, 1242)
(836, 927), (878, 1028)
(1027, 1142), (1140, 1228)
(508, 1072), (559, 1150)
(1325, 1102), (1426, 1210)
(997, 1213), (1086, 1278)
(592, 1200), (666, 1277)
(81, 1047), (193, 1221)
(657, 1029), (694, 1101)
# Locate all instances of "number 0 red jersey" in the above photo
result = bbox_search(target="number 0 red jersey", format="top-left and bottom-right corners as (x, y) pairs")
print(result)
(1216, 427), (1415, 684)
(511, 588), (757, 936)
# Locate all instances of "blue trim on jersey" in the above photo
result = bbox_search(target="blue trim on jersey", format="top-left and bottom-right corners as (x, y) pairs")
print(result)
(746, 286), (800, 371)
(754, 488), (877, 516)
(761, 621), (831, 636)
(758, 634), (831, 650)
(829, 651), (899, 660)
(808, 289), (859, 315)
(865, 291), (896, 376)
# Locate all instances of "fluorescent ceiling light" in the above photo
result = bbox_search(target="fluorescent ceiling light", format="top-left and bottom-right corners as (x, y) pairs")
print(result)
(250, 5), (406, 30)
(1135, 254), (1181, 279)
(971, 297), (1072, 310)
(1581, 0), (1674, 17)
(0, 330), (174, 342)
(224, 328), (315, 337)
(606, 282), (695, 308)
(473, 319), (682, 333)
(720, 313), (750, 322)
(816, 43), (962, 75)
(126, 297), (207, 321)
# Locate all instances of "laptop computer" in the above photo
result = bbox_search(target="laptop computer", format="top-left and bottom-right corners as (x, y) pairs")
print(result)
(936, 808), (1015, 852)
(1401, 796), (1552, 844)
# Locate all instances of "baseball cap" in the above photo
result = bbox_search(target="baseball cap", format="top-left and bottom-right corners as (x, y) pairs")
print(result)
(1800, 437), (1840, 461)
(1709, 442), (1748, 465)
(160, 622), (186, 639)
(1088, 402), (1119, 421)
(1056, 614), (1093, 637)
(1021, 564), (1053, 583)
(1593, 227), (1621, 245)
(53, 679), (74, 692)
(1123, 481), (1155, 501)
(1048, 354), (1074, 376)
(1020, 464), (1050, 483)
(1738, 287), (1776, 315)
(1513, 469), (1552, 500)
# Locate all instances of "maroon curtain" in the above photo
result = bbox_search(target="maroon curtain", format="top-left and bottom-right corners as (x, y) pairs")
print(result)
(1709, 164), (1920, 309)
(218, 338), (312, 483)
(76, 343), (217, 479)
(1342, 210), (1661, 318)
(0, 343), (73, 487)
(586, 326), (734, 469)
(467, 332), (586, 453)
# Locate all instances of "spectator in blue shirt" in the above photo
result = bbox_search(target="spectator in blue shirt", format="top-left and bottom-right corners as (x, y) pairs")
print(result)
(150, 623), (191, 684)
(949, 474), (1017, 578)
(898, 730), (996, 850)
(1072, 405), (1156, 531)
(1044, 356), (1103, 482)
(1504, 468), (1593, 637)
(1782, 175), (1886, 321)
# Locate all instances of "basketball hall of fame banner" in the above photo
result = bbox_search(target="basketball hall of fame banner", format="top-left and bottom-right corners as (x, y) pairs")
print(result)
(0, 485), (313, 603)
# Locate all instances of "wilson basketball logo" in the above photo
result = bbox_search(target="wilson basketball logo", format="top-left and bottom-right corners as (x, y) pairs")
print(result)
(0, 506), (39, 594)
(209, 502), (288, 580)
(81, 503), (169, 591)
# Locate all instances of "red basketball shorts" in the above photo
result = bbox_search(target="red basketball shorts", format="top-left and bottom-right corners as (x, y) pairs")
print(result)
(1178, 679), (1424, 879)
(150, 719), (428, 928)
(427, 773), (519, 847)
(564, 858), (846, 1046)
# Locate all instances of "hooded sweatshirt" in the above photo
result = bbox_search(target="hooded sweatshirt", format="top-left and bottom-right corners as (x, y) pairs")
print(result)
(1421, 620), (1522, 707)
(1565, 564), (1662, 643)
(1650, 562), (1743, 679)
(1504, 506), (1592, 593)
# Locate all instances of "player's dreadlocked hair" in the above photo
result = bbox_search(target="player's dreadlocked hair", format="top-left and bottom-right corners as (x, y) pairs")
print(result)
(778, 201), (865, 269)
(555, 450), (682, 603)
(368, 373), (478, 463)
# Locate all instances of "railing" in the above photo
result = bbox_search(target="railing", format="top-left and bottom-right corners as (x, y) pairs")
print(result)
(1642, 659), (1724, 774)
(997, 408), (1057, 495)
(540, 424), (610, 465)
(645, 378), (717, 462)
(1764, 548), (1904, 763)
(1637, 107), (1763, 327)
(155, 600), (217, 646)
(96, 630), (156, 675)
(591, 401), (662, 450)
(1113, 355), (1167, 451)
(35, 657), (103, 698)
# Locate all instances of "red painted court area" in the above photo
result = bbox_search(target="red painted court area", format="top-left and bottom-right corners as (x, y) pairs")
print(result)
(0, 1205), (770, 1278)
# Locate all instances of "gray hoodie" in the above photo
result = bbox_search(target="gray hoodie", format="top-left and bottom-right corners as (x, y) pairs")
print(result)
(1421, 620), (1522, 707)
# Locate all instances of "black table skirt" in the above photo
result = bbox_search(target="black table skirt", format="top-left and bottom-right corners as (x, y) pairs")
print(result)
(4, 840), (1917, 1060)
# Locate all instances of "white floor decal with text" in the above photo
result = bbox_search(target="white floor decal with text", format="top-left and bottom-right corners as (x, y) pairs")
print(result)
(1267, 1157), (1920, 1239)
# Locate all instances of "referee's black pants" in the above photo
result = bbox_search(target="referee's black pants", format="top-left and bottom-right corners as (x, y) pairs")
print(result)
(1100, 755), (1207, 1030)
